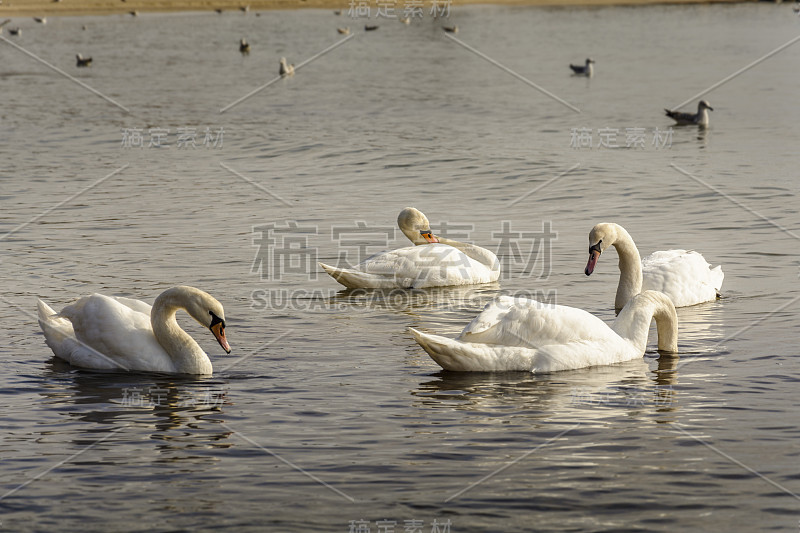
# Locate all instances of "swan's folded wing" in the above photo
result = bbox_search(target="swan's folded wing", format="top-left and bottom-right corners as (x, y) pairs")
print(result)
(37, 299), (124, 370)
(112, 296), (153, 316)
(459, 296), (610, 349)
(411, 328), (625, 373)
(642, 250), (722, 306)
(59, 294), (168, 370)
(322, 244), (496, 288)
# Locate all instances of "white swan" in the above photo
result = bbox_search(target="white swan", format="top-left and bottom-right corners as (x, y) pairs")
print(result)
(37, 286), (231, 375)
(410, 290), (677, 372)
(319, 207), (500, 289)
(585, 223), (723, 311)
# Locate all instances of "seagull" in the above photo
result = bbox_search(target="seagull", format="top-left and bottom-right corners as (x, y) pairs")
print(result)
(333, 9), (342, 15)
(239, 38), (250, 54)
(129, 10), (138, 16)
(9, 27), (21, 36)
(665, 100), (714, 126)
(215, 8), (223, 13)
(443, 25), (458, 33)
(364, 24), (379, 31)
(399, 16), (410, 24)
(76, 53), (92, 67)
(279, 57), (294, 76)
(337, 27), (350, 34)
(569, 58), (595, 77)
(34, 16), (47, 24)
(240, 5), (250, 12)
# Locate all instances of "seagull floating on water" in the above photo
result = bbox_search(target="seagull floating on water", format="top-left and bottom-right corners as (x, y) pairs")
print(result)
(76, 53), (92, 67)
(665, 100), (714, 126)
(569, 58), (594, 77)
(9, 27), (21, 36)
(34, 16), (47, 24)
(443, 25), (458, 33)
(364, 24), (379, 31)
(279, 57), (294, 76)
(239, 38), (250, 54)
(337, 27), (350, 34)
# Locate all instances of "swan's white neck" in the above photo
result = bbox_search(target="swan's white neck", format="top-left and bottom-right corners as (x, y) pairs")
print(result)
(151, 288), (211, 374)
(612, 291), (678, 353)
(610, 226), (643, 311)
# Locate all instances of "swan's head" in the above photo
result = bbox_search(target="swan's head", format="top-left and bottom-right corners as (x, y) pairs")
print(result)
(698, 100), (713, 112)
(585, 222), (619, 276)
(173, 286), (232, 354)
(398, 207), (439, 245)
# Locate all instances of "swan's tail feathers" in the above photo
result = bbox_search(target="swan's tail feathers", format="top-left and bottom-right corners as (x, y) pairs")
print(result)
(36, 299), (125, 371)
(409, 327), (481, 371)
(37, 299), (77, 359)
(319, 262), (398, 289)
(710, 265), (724, 294)
(37, 299), (57, 322)
(319, 262), (362, 289)
(409, 328), (453, 369)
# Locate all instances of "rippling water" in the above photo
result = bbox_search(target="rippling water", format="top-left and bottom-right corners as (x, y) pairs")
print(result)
(1, 3), (799, 531)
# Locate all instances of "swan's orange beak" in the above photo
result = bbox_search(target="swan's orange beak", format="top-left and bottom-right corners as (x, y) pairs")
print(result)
(420, 230), (439, 244)
(585, 242), (602, 276)
(585, 250), (600, 276)
(210, 322), (231, 354)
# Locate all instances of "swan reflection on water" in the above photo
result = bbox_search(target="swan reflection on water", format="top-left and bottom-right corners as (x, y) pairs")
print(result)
(39, 364), (233, 440)
(412, 355), (680, 421)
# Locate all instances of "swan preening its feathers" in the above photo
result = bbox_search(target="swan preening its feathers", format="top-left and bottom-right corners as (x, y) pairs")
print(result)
(411, 290), (678, 373)
(37, 286), (231, 375)
(585, 223), (723, 311)
(319, 207), (500, 289)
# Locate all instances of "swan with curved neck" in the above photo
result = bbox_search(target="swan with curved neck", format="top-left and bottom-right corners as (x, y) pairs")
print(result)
(37, 286), (231, 375)
(410, 290), (678, 372)
(585, 223), (723, 311)
(319, 207), (500, 289)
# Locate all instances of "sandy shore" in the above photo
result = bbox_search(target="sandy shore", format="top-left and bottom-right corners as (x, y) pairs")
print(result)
(0, 0), (756, 17)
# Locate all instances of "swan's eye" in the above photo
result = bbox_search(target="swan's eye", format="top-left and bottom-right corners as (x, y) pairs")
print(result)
(209, 311), (225, 329)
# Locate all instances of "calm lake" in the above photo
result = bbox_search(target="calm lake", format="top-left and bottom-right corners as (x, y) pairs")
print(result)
(1, 2), (799, 531)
